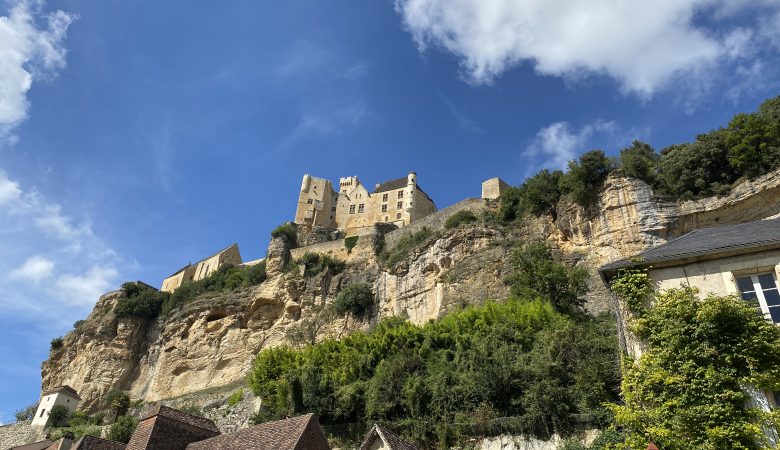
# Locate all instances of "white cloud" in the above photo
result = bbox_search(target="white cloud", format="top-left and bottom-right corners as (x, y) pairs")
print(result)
(9, 255), (54, 282)
(394, 0), (780, 98)
(0, 0), (75, 136)
(277, 98), (368, 151)
(55, 266), (118, 308)
(524, 120), (642, 171)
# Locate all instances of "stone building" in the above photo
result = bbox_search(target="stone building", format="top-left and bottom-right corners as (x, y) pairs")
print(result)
(359, 424), (419, 450)
(481, 177), (510, 200)
(161, 244), (242, 293)
(31, 386), (81, 428)
(294, 172), (436, 236)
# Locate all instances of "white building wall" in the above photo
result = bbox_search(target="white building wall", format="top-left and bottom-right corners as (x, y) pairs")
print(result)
(31, 392), (80, 427)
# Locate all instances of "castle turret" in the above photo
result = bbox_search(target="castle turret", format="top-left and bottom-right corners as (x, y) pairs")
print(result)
(301, 174), (312, 192)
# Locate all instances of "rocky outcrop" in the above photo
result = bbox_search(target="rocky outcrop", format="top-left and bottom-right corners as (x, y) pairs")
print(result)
(40, 171), (780, 412)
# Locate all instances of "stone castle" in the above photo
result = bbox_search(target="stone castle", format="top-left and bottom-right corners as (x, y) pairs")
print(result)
(294, 171), (437, 236)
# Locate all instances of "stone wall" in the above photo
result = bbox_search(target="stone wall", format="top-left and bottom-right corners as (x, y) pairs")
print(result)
(290, 238), (351, 261)
(478, 430), (599, 450)
(384, 198), (487, 247)
(0, 421), (46, 449)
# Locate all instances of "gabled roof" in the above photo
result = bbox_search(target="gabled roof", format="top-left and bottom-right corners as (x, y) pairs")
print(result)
(599, 218), (780, 274)
(373, 177), (408, 193)
(359, 424), (419, 450)
(41, 385), (81, 400)
(125, 405), (220, 450)
(185, 414), (330, 450)
(9, 440), (54, 450)
(64, 435), (125, 450)
(138, 405), (220, 433)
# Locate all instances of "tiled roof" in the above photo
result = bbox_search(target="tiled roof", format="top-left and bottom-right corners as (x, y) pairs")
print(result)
(9, 440), (54, 450)
(599, 218), (780, 274)
(126, 405), (220, 450)
(41, 385), (81, 400)
(373, 177), (408, 193)
(73, 435), (126, 450)
(359, 424), (419, 450)
(185, 414), (330, 450)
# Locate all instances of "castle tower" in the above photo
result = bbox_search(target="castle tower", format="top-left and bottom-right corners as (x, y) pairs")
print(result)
(294, 174), (337, 229)
(31, 386), (81, 428)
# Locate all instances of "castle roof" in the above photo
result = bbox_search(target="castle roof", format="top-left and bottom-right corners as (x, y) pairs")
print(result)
(373, 177), (435, 207)
(359, 424), (419, 450)
(42, 385), (81, 400)
(599, 217), (780, 276)
(185, 414), (330, 450)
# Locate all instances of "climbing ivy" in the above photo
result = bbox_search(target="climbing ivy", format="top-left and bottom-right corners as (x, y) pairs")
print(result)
(609, 265), (654, 316)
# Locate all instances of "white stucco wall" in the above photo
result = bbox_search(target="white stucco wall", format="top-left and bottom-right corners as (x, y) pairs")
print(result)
(31, 392), (80, 427)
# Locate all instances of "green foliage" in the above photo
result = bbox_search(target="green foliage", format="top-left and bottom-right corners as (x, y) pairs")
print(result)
(344, 236), (359, 253)
(180, 404), (201, 415)
(271, 223), (298, 244)
(227, 390), (244, 407)
(725, 97), (780, 180)
(611, 288), (780, 449)
(115, 282), (168, 319)
(609, 266), (653, 315)
(73, 320), (85, 330)
(499, 170), (564, 221)
(619, 140), (659, 186)
(107, 390), (130, 417)
(557, 440), (588, 450)
(382, 227), (438, 266)
(333, 282), (374, 317)
(248, 299), (620, 447)
(507, 242), (588, 316)
(49, 424), (102, 441)
(68, 411), (104, 426)
(657, 131), (735, 200)
(561, 150), (614, 210)
(14, 402), (38, 422)
(298, 252), (346, 277)
(161, 262), (267, 315)
(444, 210), (478, 229)
(48, 404), (70, 427)
(50, 337), (63, 351)
(107, 415), (137, 443)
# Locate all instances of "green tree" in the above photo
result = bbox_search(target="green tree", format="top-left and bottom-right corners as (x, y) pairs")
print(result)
(518, 169), (564, 217)
(657, 131), (735, 199)
(106, 390), (130, 418)
(561, 150), (614, 209)
(725, 111), (780, 179)
(14, 402), (38, 422)
(48, 404), (70, 427)
(611, 288), (780, 449)
(115, 282), (168, 319)
(107, 415), (137, 443)
(619, 140), (659, 185)
(333, 282), (374, 317)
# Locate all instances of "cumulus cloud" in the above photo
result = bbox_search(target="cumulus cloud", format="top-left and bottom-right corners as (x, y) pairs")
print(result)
(9, 255), (54, 282)
(524, 120), (641, 171)
(394, 0), (780, 98)
(0, 0), (76, 135)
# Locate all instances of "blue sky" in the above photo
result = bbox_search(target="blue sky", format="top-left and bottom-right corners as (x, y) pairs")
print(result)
(1, 0), (780, 419)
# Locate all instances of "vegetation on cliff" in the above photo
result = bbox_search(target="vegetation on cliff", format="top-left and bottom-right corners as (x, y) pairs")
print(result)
(248, 243), (620, 447)
(501, 95), (780, 219)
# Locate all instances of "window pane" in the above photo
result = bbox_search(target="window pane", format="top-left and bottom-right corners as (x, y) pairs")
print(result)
(741, 291), (758, 302)
(758, 273), (777, 290)
(764, 289), (780, 307)
(769, 306), (780, 324)
(736, 276), (755, 293)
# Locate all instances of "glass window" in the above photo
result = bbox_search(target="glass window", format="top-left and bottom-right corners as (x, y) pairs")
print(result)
(307, 199), (313, 204)
(381, 205), (387, 212)
(349, 205), (356, 214)
(397, 201), (403, 209)
(736, 273), (780, 324)
(358, 204), (365, 213)
(398, 191), (403, 199)
(382, 193), (388, 201)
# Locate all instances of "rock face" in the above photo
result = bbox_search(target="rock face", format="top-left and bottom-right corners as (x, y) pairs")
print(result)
(40, 172), (780, 411)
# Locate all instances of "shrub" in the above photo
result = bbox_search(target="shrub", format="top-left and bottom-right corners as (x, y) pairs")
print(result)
(68, 411), (103, 426)
(107, 415), (137, 443)
(298, 253), (346, 277)
(227, 390), (244, 407)
(286, 303), (336, 347)
(245, 260), (267, 285)
(271, 223), (298, 244)
(560, 150), (614, 210)
(344, 236), (359, 253)
(73, 320), (86, 330)
(333, 282), (374, 317)
(14, 402), (38, 422)
(115, 282), (168, 319)
(382, 227), (437, 266)
(161, 263), (268, 315)
(48, 404), (70, 427)
(106, 390), (130, 418)
(444, 210), (477, 229)
(619, 140), (659, 185)
(50, 337), (63, 351)
(517, 169), (564, 218)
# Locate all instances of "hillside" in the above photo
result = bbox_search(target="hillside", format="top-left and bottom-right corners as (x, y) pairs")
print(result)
(40, 168), (780, 414)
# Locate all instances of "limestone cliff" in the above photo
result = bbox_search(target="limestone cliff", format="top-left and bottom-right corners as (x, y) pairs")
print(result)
(40, 171), (780, 412)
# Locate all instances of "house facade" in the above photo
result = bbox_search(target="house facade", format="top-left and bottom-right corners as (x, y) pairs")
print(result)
(160, 244), (242, 293)
(31, 386), (81, 428)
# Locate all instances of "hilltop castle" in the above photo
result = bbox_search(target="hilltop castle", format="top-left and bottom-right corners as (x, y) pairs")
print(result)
(294, 172), (437, 235)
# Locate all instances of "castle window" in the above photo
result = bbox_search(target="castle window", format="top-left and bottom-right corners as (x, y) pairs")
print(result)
(349, 205), (356, 214)
(381, 204), (387, 213)
(397, 201), (403, 209)
(358, 204), (365, 213)
(396, 213), (402, 219)
(40, 409), (46, 417)
(398, 191), (403, 199)
(382, 193), (388, 201)
(307, 199), (313, 204)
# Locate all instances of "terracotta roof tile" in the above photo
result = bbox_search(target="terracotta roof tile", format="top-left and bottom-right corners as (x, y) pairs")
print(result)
(10, 440), (54, 450)
(126, 406), (220, 450)
(359, 424), (419, 450)
(41, 385), (81, 400)
(186, 414), (330, 450)
(70, 435), (126, 450)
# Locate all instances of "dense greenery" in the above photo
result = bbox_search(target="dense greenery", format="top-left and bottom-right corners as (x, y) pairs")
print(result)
(344, 236), (359, 253)
(608, 268), (780, 450)
(49, 405), (70, 427)
(161, 261), (267, 315)
(297, 252), (346, 277)
(381, 226), (439, 266)
(14, 402), (38, 422)
(69, 410), (105, 427)
(444, 210), (478, 229)
(107, 415), (137, 443)
(248, 242), (620, 447)
(501, 96), (780, 218)
(107, 390), (130, 418)
(271, 223), (298, 244)
(333, 282), (374, 317)
(115, 282), (168, 318)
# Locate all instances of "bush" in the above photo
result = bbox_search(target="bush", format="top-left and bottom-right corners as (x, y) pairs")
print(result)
(50, 337), (63, 351)
(107, 390), (130, 418)
(657, 132), (734, 200)
(14, 402), (38, 422)
(73, 320), (86, 330)
(107, 415), (137, 443)
(561, 150), (614, 210)
(245, 260), (267, 285)
(344, 236), (359, 253)
(68, 411), (103, 426)
(444, 210), (478, 229)
(298, 253), (346, 277)
(48, 404), (70, 427)
(333, 282), (374, 317)
(271, 223), (298, 244)
(382, 227), (437, 266)
(227, 390), (244, 407)
(115, 282), (169, 319)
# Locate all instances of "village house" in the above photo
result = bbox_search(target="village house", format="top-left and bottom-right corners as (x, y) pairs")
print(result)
(294, 172), (437, 236)
(160, 244), (242, 293)
(359, 424), (419, 450)
(30, 386), (81, 429)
